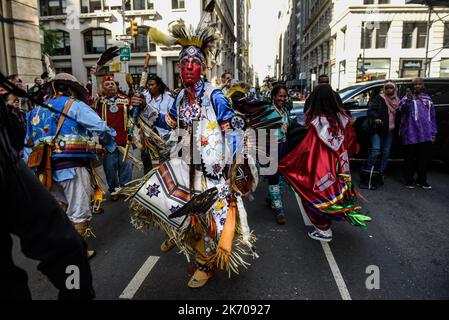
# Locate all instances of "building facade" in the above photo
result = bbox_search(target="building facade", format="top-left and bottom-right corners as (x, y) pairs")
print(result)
(301, 0), (449, 91)
(38, 0), (241, 90)
(1, 0), (42, 84)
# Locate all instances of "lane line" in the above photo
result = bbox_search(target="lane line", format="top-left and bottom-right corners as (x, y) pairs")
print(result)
(294, 193), (352, 300)
(119, 256), (160, 300)
(294, 193), (313, 226)
(321, 242), (352, 300)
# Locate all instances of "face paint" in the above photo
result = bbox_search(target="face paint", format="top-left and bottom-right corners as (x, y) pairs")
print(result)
(179, 56), (204, 86)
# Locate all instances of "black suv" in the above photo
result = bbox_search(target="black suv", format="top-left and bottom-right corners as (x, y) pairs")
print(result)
(290, 78), (449, 167)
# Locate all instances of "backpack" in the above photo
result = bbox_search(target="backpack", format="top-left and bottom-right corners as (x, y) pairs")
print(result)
(359, 166), (381, 190)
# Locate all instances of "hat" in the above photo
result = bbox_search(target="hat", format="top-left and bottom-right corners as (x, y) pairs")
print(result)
(101, 75), (115, 84)
(48, 73), (88, 100)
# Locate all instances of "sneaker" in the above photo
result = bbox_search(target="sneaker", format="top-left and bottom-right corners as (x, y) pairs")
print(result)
(308, 229), (333, 242)
(405, 183), (415, 189)
(416, 182), (432, 190)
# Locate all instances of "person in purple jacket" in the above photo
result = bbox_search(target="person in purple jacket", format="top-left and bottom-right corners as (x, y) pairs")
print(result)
(400, 78), (437, 189)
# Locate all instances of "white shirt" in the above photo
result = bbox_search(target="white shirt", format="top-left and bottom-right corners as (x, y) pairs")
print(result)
(141, 91), (175, 137)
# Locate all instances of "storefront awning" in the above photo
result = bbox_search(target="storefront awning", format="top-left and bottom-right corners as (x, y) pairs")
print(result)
(405, 0), (449, 7)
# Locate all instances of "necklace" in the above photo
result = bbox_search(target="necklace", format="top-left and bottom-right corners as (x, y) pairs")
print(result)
(31, 106), (41, 126)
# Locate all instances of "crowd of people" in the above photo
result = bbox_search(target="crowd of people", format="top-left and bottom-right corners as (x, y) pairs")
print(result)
(1, 57), (438, 297)
(4, 7), (438, 299)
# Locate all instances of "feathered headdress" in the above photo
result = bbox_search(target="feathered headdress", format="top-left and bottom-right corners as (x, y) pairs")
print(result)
(148, 0), (218, 64)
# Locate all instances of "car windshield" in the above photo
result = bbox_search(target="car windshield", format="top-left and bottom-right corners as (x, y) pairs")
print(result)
(338, 85), (364, 101)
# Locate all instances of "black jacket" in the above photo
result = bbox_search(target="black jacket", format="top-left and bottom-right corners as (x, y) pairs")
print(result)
(367, 95), (400, 137)
(0, 97), (95, 300)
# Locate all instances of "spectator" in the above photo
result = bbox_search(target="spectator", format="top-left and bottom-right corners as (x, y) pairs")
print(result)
(400, 77), (437, 190)
(220, 72), (233, 95)
(363, 81), (400, 186)
(304, 74), (343, 114)
(1, 95), (95, 300)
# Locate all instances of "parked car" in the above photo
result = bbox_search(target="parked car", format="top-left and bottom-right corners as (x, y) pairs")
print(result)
(290, 78), (449, 167)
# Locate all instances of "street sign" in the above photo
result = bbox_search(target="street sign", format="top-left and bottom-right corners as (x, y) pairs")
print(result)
(120, 47), (131, 62)
(116, 35), (133, 41)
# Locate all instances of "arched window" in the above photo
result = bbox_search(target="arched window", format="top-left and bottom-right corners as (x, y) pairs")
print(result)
(127, 27), (156, 53)
(84, 28), (111, 54)
(54, 30), (71, 55)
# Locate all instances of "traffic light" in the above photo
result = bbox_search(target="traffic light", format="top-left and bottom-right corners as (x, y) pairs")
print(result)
(130, 19), (138, 37)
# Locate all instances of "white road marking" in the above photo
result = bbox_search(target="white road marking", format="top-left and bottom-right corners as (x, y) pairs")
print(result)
(295, 193), (352, 300)
(294, 193), (313, 226)
(321, 242), (352, 300)
(119, 256), (160, 300)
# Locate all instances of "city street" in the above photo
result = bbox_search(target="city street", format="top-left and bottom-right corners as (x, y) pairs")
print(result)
(12, 160), (449, 300)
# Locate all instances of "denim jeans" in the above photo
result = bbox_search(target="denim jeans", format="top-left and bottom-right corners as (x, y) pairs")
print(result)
(103, 149), (133, 193)
(366, 132), (394, 174)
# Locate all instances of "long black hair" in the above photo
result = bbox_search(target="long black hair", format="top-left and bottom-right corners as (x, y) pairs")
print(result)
(148, 74), (169, 95)
(305, 84), (347, 136)
(270, 84), (288, 104)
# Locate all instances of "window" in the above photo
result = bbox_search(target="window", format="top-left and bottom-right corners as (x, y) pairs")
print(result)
(54, 30), (71, 55)
(402, 23), (414, 49)
(425, 82), (449, 105)
(361, 25), (373, 49)
(351, 86), (383, 108)
(444, 23), (449, 48)
(400, 59), (427, 78)
(417, 23), (427, 48)
(131, 0), (154, 10)
(356, 58), (390, 83)
(362, 22), (389, 49)
(172, 0), (185, 10)
(128, 27), (156, 53)
(80, 0), (103, 14)
(440, 58), (449, 77)
(129, 66), (157, 90)
(39, 0), (67, 16)
(84, 29), (111, 54)
(402, 23), (427, 49)
(376, 23), (390, 48)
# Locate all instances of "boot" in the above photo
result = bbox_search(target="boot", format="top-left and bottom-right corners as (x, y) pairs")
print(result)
(268, 184), (286, 224)
(160, 239), (176, 253)
(72, 221), (96, 259)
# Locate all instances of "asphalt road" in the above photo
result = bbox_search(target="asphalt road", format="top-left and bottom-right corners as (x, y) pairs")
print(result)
(11, 161), (449, 300)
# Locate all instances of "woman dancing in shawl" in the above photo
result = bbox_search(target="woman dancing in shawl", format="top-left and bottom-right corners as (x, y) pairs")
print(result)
(279, 84), (371, 242)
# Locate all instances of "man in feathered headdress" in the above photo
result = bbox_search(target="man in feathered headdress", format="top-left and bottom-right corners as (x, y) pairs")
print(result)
(90, 69), (133, 202)
(129, 1), (258, 288)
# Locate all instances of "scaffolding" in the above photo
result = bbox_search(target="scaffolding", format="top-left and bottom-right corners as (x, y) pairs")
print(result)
(405, 0), (449, 77)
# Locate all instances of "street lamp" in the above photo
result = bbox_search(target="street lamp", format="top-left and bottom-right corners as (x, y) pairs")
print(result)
(361, 21), (366, 81)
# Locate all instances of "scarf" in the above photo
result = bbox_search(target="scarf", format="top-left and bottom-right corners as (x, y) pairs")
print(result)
(380, 82), (400, 130)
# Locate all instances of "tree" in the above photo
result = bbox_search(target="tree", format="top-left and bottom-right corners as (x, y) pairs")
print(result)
(41, 28), (60, 56)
